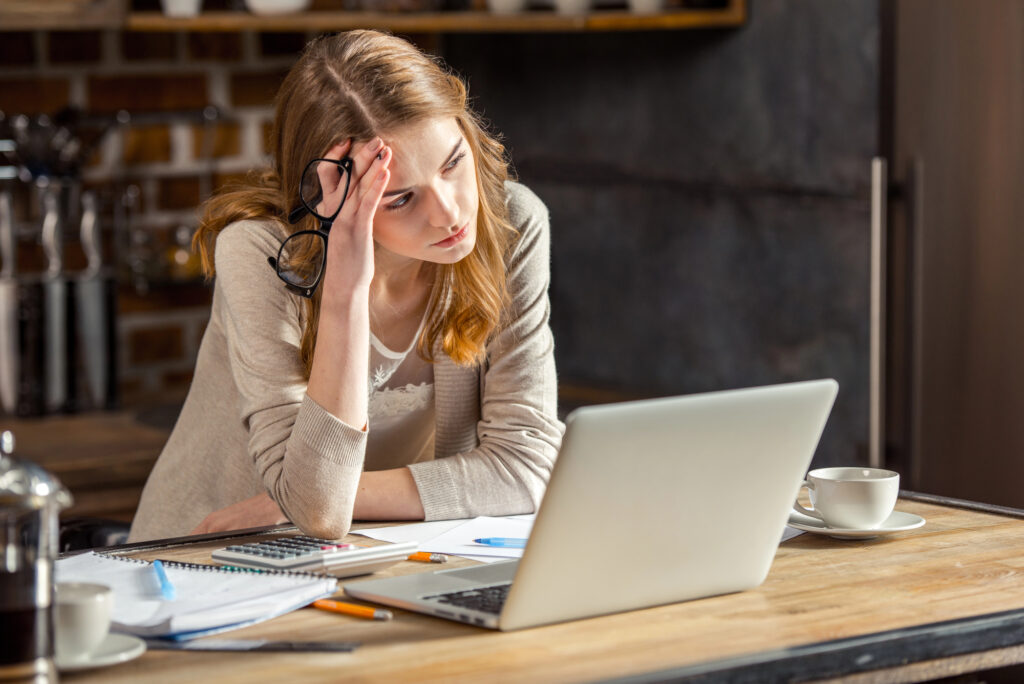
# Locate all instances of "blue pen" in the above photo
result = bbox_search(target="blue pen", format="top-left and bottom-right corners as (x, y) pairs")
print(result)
(152, 559), (177, 600)
(472, 537), (528, 548)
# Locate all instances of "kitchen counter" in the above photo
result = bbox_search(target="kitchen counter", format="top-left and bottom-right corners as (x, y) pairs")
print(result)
(2, 407), (175, 521)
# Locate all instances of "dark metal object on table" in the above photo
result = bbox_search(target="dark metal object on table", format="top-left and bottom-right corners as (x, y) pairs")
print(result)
(144, 639), (360, 653)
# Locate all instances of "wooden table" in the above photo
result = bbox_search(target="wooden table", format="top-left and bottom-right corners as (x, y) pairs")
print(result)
(62, 494), (1024, 683)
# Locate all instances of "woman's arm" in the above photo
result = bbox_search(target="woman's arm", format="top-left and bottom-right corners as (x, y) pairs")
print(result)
(306, 137), (390, 428)
(189, 467), (424, 535)
(211, 140), (395, 540)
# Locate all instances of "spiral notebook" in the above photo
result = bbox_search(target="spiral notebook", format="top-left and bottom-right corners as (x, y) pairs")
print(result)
(55, 551), (338, 640)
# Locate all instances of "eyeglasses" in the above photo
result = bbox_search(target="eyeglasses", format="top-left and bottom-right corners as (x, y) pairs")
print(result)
(267, 156), (354, 298)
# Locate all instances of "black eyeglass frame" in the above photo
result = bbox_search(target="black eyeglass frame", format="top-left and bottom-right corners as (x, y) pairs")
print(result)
(268, 156), (354, 298)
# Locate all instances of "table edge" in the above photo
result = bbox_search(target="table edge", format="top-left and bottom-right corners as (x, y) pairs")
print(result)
(605, 607), (1024, 684)
(605, 491), (1024, 683)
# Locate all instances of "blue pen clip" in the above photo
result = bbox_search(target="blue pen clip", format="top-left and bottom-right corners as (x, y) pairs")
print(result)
(472, 537), (528, 549)
(153, 559), (177, 600)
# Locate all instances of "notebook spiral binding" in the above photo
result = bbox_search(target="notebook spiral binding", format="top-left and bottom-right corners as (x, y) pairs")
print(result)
(96, 552), (332, 581)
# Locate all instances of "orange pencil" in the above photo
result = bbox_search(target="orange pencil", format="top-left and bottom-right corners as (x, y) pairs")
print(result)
(407, 551), (448, 563)
(313, 599), (393, 621)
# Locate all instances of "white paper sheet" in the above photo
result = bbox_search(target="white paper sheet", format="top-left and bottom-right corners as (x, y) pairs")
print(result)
(355, 519), (467, 544)
(421, 516), (534, 559)
(354, 515), (535, 562)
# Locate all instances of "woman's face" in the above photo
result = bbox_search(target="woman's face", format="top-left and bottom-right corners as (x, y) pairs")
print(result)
(372, 117), (479, 266)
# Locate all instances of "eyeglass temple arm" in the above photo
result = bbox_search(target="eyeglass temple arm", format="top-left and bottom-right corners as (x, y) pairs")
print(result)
(287, 204), (309, 224)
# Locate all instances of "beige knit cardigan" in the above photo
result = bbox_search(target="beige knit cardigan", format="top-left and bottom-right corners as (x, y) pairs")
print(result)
(128, 182), (564, 542)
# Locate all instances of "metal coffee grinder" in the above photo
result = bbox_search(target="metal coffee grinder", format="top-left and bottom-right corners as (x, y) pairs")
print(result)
(0, 430), (72, 682)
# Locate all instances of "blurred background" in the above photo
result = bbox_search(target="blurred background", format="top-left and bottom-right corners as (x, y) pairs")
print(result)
(1, 0), (1022, 526)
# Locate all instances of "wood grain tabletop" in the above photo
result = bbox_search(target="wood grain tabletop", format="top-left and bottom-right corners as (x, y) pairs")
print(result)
(58, 496), (1024, 683)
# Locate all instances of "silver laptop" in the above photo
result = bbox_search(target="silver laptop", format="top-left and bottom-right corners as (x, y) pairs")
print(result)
(345, 378), (838, 631)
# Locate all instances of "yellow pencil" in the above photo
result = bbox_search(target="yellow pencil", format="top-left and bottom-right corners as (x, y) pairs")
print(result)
(312, 599), (393, 621)
(407, 551), (448, 563)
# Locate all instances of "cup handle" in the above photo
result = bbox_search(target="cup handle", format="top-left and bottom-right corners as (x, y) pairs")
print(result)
(792, 480), (823, 520)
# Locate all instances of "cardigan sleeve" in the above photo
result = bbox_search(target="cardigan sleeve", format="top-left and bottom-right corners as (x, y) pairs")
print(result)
(214, 221), (367, 538)
(407, 182), (565, 518)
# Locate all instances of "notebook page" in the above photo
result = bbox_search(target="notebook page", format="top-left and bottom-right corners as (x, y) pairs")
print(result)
(56, 552), (337, 638)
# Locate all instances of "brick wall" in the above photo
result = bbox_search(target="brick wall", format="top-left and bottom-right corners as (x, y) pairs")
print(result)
(0, 29), (311, 404)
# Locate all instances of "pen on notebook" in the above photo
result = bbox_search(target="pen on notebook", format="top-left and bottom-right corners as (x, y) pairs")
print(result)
(472, 537), (528, 548)
(312, 599), (393, 621)
(407, 552), (447, 563)
(152, 559), (177, 600)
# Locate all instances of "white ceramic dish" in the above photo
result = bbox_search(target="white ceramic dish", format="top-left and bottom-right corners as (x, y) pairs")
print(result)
(487, 0), (527, 13)
(244, 0), (311, 14)
(788, 510), (926, 540)
(56, 633), (146, 672)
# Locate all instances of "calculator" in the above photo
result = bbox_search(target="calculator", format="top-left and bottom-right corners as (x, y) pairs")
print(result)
(211, 536), (419, 577)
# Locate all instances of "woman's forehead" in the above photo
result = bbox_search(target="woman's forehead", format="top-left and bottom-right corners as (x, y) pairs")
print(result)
(383, 117), (464, 174)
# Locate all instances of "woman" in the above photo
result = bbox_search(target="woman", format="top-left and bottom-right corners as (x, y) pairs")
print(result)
(128, 30), (563, 542)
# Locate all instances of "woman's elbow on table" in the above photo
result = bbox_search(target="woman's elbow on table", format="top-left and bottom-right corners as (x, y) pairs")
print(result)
(273, 488), (357, 541)
(286, 508), (353, 541)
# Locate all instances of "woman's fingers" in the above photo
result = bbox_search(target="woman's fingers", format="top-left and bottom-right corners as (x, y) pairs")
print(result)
(353, 144), (391, 203)
(314, 137), (387, 218)
(325, 138), (352, 161)
(309, 140), (352, 216)
(355, 166), (390, 226)
(350, 137), (386, 187)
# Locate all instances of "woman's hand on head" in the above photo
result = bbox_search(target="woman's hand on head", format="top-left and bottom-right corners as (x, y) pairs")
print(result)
(315, 138), (354, 217)
(189, 491), (289, 536)
(319, 136), (392, 296)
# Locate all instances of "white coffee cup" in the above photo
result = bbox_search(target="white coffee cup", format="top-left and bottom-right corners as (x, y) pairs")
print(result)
(793, 467), (899, 529)
(55, 582), (113, 662)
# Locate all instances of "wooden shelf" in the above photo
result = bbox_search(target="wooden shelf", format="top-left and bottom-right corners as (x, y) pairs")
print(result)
(0, 0), (124, 30)
(125, 0), (745, 32)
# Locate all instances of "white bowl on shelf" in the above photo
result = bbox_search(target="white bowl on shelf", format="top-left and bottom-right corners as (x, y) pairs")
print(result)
(487, 0), (527, 12)
(552, 0), (588, 14)
(161, 0), (202, 17)
(244, 0), (312, 14)
(627, 0), (660, 13)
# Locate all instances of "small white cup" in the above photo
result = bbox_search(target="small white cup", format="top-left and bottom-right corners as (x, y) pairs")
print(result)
(160, 0), (202, 17)
(793, 467), (899, 530)
(55, 582), (113, 662)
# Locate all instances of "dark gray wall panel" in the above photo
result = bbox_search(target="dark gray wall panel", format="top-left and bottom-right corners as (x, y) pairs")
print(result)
(440, 0), (879, 465)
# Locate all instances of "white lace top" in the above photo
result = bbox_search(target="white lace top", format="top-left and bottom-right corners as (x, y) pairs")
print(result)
(365, 313), (435, 470)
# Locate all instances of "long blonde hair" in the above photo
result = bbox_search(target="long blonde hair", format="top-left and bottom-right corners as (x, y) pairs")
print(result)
(194, 30), (515, 374)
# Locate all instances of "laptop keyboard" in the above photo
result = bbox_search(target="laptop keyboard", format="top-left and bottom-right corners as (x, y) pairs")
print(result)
(423, 583), (512, 615)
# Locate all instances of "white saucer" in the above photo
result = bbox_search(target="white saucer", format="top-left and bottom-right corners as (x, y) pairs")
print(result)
(57, 633), (146, 672)
(787, 510), (926, 540)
